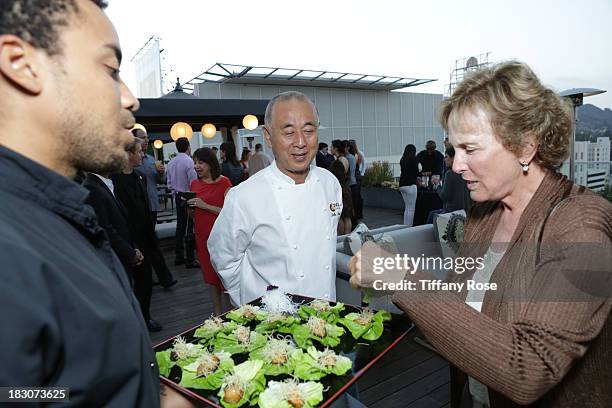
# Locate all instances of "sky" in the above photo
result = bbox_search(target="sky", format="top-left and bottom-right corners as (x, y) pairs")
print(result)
(106, 0), (612, 109)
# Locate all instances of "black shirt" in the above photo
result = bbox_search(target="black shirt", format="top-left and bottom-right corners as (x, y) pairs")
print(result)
(417, 149), (445, 176)
(111, 171), (155, 249)
(399, 155), (419, 187)
(0, 146), (160, 407)
(222, 161), (244, 186)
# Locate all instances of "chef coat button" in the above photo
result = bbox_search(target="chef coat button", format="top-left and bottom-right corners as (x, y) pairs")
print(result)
(326, 235), (330, 240)
(285, 215), (291, 221)
(299, 273), (305, 279)
(292, 244), (297, 249)
(324, 293), (329, 298)
(325, 265), (330, 270)
(277, 186), (282, 190)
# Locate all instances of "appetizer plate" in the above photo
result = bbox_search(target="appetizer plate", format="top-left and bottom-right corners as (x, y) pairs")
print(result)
(154, 295), (414, 407)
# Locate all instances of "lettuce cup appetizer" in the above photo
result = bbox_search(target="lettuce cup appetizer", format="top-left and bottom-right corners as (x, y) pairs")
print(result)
(179, 351), (234, 390)
(258, 378), (323, 408)
(292, 347), (352, 381)
(340, 307), (391, 340)
(217, 360), (266, 408)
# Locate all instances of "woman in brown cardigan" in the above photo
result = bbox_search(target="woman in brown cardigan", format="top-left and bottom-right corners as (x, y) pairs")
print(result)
(349, 61), (611, 407)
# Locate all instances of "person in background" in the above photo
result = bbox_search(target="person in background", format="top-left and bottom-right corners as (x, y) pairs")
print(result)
(331, 139), (349, 173)
(111, 141), (163, 332)
(240, 148), (251, 180)
(329, 160), (354, 235)
(248, 143), (272, 175)
(316, 142), (335, 169)
(438, 146), (472, 213)
(188, 148), (232, 316)
(399, 144), (419, 226)
(220, 141), (243, 186)
(350, 139), (367, 177)
(209, 92), (342, 306)
(417, 140), (445, 177)
(350, 61), (612, 408)
(84, 171), (142, 279)
(133, 128), (176, 288)
(166, 137), (199, 268)
(348, 139), (364, 220)
(426, 145), (472, 223)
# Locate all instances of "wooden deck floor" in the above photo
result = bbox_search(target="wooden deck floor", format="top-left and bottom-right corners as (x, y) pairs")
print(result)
(149, 206), (450, 408)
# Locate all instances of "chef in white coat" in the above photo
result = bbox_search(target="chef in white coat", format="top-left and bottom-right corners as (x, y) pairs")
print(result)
(208, 91), (343, 306)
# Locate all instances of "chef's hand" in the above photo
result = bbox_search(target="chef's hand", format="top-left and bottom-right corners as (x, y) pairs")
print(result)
(187, 198), (207, 210)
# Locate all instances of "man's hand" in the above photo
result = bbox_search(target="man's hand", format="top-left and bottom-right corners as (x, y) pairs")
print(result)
(160, 383), (196, 408)
(131, 249), (144, 266)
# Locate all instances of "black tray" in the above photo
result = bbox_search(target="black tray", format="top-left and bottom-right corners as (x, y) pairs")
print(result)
(154, 295), (413, 407)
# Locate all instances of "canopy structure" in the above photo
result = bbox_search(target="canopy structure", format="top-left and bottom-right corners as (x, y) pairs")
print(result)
(183, 62), (436, 92)
(135, 97), (268, 142)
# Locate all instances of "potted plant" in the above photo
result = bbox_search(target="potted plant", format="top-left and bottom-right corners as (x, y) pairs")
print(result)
(361, 162), (404, 210)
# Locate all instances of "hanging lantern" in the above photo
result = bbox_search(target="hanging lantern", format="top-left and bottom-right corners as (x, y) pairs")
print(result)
(201, 123), (217, 139)
(131, 123), (147, 133)
(153, 140), (163, 149)
(170, 122), (193, 141)
(242, 114), (258, 130)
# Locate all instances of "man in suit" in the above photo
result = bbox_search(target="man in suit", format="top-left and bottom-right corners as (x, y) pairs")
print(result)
(132, 128), (177, 288)
(111, 140), (163, 332)
(84, 172), (143, 277)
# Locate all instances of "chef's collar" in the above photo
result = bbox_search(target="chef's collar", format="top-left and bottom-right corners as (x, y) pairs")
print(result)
(270, 160), (319, 185)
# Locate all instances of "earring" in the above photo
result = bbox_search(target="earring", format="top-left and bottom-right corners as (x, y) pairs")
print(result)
(521, 162), (529, 172)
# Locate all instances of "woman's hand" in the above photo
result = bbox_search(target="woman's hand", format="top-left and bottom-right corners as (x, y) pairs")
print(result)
(187, 198), (207, 210)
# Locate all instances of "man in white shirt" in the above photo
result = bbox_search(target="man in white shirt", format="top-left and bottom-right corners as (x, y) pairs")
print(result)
(247, 143), (272, 175)
(209, 92), (343, 306)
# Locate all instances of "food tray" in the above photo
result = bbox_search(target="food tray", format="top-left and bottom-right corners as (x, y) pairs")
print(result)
(154, 295), (413, 407)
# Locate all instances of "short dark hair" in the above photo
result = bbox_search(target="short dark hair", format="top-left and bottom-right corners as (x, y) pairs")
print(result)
(318, 142), (328, 150)
(175, 137), (190, 153)
(331, 139), (345, 155)
(193, 147), (221, 180)
(0, 0), (108, 56)
(255, 143), (263, 150)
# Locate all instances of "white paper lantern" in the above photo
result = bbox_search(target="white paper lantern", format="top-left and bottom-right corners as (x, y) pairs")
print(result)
(242, 114), (258, 130)
(170, 122), (193, 141)
(201, 123), (217, 139)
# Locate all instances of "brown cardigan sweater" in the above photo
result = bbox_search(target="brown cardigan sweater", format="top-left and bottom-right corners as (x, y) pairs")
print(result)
(392, 172), (612, 407)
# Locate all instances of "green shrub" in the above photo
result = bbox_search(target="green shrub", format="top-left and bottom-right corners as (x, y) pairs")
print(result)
(362, 161), (394, 187)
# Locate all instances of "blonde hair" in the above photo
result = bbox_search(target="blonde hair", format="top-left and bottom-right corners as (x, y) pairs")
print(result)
(440, 61), (574, 171)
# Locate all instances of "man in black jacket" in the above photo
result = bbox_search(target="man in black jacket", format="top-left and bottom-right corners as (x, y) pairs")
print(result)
(0, 1), (189, 406)
(84, 172), (143, 276)
(112, 141), (163, 332)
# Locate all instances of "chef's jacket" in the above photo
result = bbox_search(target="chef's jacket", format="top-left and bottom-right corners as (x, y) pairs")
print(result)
(208, 161), (342, 306)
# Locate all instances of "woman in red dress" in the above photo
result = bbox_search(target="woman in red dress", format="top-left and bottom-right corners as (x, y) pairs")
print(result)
(187, 147), (232, 315)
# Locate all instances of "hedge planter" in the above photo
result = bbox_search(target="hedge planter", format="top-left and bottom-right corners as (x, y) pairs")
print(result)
(361, 186), (404, 210)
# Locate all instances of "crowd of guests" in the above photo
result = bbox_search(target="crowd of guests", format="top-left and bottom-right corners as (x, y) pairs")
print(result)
(399, 138), (472, 226)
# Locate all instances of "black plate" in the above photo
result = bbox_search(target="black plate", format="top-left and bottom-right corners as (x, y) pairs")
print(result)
(154, 295), (413, 407)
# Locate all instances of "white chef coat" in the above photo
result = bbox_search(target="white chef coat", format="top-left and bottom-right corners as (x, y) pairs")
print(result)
(208, 161), (342, 306)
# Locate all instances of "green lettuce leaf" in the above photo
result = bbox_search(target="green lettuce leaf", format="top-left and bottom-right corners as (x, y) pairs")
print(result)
(258, 380), (324, 408)
(194, 320), (237, 344)
(297, 301), (345, 323)
(179, 352), (234, 390)
(340, 309), (391, 340)
(291, 321), (345, 348)
(212, 329), (267, 355)
(249, 341), (297, 377)
(226, 305), (268, 325)
(155, 349), (174, 378)
(217, 360), (266, 408)
(291, 347), (352, 381)
(254, 315), (300, 334)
